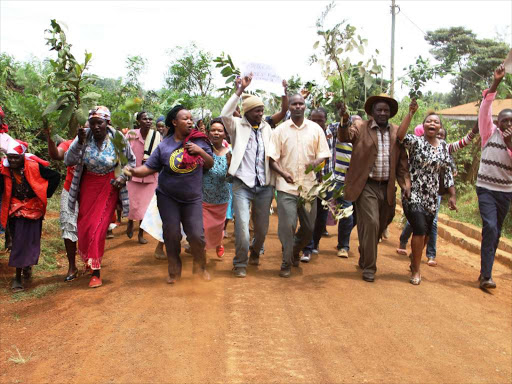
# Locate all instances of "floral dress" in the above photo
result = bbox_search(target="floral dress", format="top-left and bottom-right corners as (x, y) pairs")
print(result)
(202, 153), (230, 205)
(401, 134), (454, 216)
(82, 134), (117, 174)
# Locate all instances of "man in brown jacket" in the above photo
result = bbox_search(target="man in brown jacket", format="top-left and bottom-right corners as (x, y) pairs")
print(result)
(338, 94), (416, 282)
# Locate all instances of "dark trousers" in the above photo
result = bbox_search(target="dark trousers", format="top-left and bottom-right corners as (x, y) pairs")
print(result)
(303, 196), (329, 252)
(157, 192), (206, 279)
(476, 187), (512, 279)
(355, 180), (395, 276)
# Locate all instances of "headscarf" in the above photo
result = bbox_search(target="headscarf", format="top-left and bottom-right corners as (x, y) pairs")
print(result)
(241, 94), (264, 114)
(156, 116), (165, 124)
(89, 106), (111, 122)
(2, 139), (49, 167)
(414, 124), (424, 136)
(0, 105), (9, 133)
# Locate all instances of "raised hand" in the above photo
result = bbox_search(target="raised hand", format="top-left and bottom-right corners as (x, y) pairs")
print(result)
(409, 99), (419, 115)
(78, 126), (86, 144)
(494, 63), (505, 82)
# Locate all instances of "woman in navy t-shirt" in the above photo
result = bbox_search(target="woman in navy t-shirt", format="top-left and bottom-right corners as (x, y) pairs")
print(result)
(125, 105), (213, 284)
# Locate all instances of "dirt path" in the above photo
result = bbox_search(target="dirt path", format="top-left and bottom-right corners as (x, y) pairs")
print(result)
(1, 214), (511, 384)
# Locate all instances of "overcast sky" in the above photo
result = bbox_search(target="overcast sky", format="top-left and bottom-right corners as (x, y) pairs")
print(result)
(1, 0), (511, 100)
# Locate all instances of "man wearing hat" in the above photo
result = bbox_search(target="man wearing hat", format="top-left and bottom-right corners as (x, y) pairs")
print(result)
(220, 73), (274, 278)
(338, 94), (414, 282)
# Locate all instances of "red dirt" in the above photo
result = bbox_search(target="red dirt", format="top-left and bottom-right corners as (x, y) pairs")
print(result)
(0, 215), (511, 384)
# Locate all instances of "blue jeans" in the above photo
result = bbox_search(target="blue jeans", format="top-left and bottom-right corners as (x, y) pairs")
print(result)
(477, 186), (512, 279)
(232, 178), (274, 268)
(399, 195), (441, 259)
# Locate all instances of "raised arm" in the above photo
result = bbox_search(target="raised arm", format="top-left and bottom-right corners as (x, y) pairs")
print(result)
(479, 64), (505, 146)
(44, 124), (65, 161)
(268, 80), (289, 126)
(397, 99), (419, 141)
(221, 74), (253, 136)
(64, 127), (87, 167)
(447, 121), (478, 154)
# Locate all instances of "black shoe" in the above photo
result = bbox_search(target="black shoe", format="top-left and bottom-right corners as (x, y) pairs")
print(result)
(479, 277), (496, 289)
(362, 273), (375, 282)
(64, 269), (78, 282)
(279, 268), (291, 278)
(233, 267), (247, 278)
(322, 230), (329, 237)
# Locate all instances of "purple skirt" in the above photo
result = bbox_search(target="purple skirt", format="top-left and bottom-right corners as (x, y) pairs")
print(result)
(8, 217), (42, 268)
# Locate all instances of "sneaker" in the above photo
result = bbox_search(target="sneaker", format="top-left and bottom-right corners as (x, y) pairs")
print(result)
(106, 229), (114, 239)
(382, 227), (390, 239)
(300, 251), (311, 263)
(233, 267), (246, 278)
(322, 230), (329, 237)
(89, 276), (102, 288)
(312, 248), (319, 255)
(337, 248), (349, 258)
(216, 245), (225, 258)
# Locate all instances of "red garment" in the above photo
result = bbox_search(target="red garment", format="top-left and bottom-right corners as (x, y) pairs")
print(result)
(0, 105), (9, 133)
(77, 170), (118, 270)
(179, 130), (209, 169)
(0, 159), (49, 228)
(58, 140), (75, 191)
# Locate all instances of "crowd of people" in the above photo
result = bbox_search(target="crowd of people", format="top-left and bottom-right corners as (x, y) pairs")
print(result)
(0, 64), (511, 292)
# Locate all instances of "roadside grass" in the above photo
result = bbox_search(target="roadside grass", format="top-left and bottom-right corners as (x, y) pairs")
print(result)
(9, 283), (60, 302)
(7, 346), (32, 364)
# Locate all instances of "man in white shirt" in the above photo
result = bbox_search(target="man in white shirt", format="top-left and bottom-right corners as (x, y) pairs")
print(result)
(220, 74), (274, 278)
(269, 94), (331, 277)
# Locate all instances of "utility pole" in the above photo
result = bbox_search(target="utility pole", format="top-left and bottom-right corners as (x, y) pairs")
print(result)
(390, 0), (398, 98)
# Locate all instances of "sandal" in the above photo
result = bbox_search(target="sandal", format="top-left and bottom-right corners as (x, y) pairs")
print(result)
(410, 276), (422, 285)
(11, 279), (24, 292)
(427, 258), (437, 267)
(396, 248), (408, 256)
(64, 269), (78, 282)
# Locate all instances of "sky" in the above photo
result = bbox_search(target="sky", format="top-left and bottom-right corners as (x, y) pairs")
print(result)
(1, 0), (511, 100)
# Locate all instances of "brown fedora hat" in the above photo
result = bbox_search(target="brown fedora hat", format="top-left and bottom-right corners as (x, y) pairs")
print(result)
(364, 93), (399, 118)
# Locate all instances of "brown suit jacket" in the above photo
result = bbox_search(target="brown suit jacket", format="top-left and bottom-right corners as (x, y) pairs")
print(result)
(338, 119), (410, 205)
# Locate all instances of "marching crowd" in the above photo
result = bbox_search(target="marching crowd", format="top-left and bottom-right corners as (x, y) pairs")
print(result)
(0, 64), (511, 292)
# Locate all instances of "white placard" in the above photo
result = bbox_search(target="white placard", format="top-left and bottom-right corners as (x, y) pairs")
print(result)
(242, 62), (283, 95)
(504, 49), (512, 74)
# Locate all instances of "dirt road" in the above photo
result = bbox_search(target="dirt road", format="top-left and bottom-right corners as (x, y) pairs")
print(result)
(1, 215), (511, 384)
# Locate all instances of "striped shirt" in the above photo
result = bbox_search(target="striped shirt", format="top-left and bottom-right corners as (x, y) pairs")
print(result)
(334, 140), (353, 184)
(368, 120), (390, 181)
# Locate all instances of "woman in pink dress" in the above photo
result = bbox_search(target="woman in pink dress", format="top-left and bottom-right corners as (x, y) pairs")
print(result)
(125, 112), (160, 244)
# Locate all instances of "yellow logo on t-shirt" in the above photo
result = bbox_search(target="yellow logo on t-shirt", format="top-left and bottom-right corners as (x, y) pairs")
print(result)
(169, 148), (197, 174)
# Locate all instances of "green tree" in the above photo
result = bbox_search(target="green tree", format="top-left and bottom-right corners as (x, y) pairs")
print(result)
(164, 43), (214, 99)
(425, 27), (510, 105)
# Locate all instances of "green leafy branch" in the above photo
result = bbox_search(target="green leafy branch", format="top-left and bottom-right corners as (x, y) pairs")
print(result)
(213, 52), (241, 97)
(43, 19), (99, 137)
(401, 55), (451, 99)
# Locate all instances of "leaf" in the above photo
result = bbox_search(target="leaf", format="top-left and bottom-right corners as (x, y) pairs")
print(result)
(82, 92), (101, 101)
(305, 164), (314, 174)
(357, 44), (365, 55)
(313, 41), (320, 49)
(363, 73), (373, 88)
(59, 101), (75, 129)
(43, 95), (69, 116)
(84, 51), (92, 66)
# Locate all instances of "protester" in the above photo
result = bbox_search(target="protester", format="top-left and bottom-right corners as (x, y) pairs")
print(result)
(0, 140), (60, 291)
(475, 64), (512, 289)
(397, 111), (457, 285)
(125, 111), (160, 244)
(125, 105), (214, 284)
(332, 113), (360, 258)
(45, 125), (80, 281)
(269, 93), (331, 277)
(220, 74), (274, 278)
(301, 107), (335, 262)
(65, 106), (136, 288)
(338, 95), (412, 282)
(202, 118), (232, 258)
(396, 120), (479, 266)
(156, 116), (168, 137)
